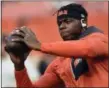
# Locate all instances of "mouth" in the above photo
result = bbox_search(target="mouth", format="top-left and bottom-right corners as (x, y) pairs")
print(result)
(60, 32), (71, 40)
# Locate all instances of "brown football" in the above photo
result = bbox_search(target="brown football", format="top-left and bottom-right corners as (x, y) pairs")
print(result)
(5, 41), (30, 56)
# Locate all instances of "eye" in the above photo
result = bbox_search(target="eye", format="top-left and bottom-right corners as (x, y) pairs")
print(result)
(66, 20), (71, 24)
(65, 19), (74, 24)
(58, 20), (62, 26)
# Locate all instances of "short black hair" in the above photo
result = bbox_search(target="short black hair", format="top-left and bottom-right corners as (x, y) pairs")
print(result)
(57, 3), (88, 20)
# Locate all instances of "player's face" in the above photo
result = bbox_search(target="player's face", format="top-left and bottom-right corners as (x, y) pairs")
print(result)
(58, 17), (82, 40)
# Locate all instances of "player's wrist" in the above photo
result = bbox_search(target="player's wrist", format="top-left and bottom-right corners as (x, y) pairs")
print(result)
(14, 63), (25, 71)
(34, 42), (41, 51)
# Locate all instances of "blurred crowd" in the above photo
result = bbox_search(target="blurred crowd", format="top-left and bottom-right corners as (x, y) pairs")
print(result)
(1, 1), (108, 87)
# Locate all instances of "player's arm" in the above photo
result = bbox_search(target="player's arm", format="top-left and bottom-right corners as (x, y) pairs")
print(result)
(15, 60), (65, 88)
(11, 27), (108, 58)
(40, 33), (108, 58)
(5, 27), (64, 88)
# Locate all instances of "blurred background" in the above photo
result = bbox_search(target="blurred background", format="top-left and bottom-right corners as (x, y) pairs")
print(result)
(1, 1), (108, 87)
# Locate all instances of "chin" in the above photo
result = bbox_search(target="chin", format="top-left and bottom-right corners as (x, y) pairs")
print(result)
(62, 37), (72, 41)
(62, 36), (78, 41)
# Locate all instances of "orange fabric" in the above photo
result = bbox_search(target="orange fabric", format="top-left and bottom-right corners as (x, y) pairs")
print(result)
(41, 33), (108, 58)
(15, 68), (34, 87)
(15, 63), (65, 88)
(15, 32), (108, 87)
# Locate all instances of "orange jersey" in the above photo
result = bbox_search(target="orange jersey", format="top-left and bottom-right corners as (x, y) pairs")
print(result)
(15, 27), (108, 87)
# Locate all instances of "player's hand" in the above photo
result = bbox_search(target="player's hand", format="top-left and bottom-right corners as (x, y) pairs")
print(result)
(11, 26), (41, 51)
(5, 28), (31, 70)
(7, 51), (30, 71)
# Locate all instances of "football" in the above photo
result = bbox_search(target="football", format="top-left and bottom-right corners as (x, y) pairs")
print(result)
(5, 41), (30, 56)
(5, 35), (30, 56)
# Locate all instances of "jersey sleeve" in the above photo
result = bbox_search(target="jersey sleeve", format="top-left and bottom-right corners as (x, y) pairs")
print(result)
(41, 33), (108, 58)
(15, 68), (34, 87)
(15, 59), (64, 88)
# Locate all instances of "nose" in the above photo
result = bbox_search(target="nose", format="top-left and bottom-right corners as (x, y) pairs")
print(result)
(59, 22), (66, 30)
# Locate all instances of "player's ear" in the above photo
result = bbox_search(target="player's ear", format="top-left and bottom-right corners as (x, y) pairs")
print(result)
(81, 18), (87, 28)
(80, 14), (87, 30)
